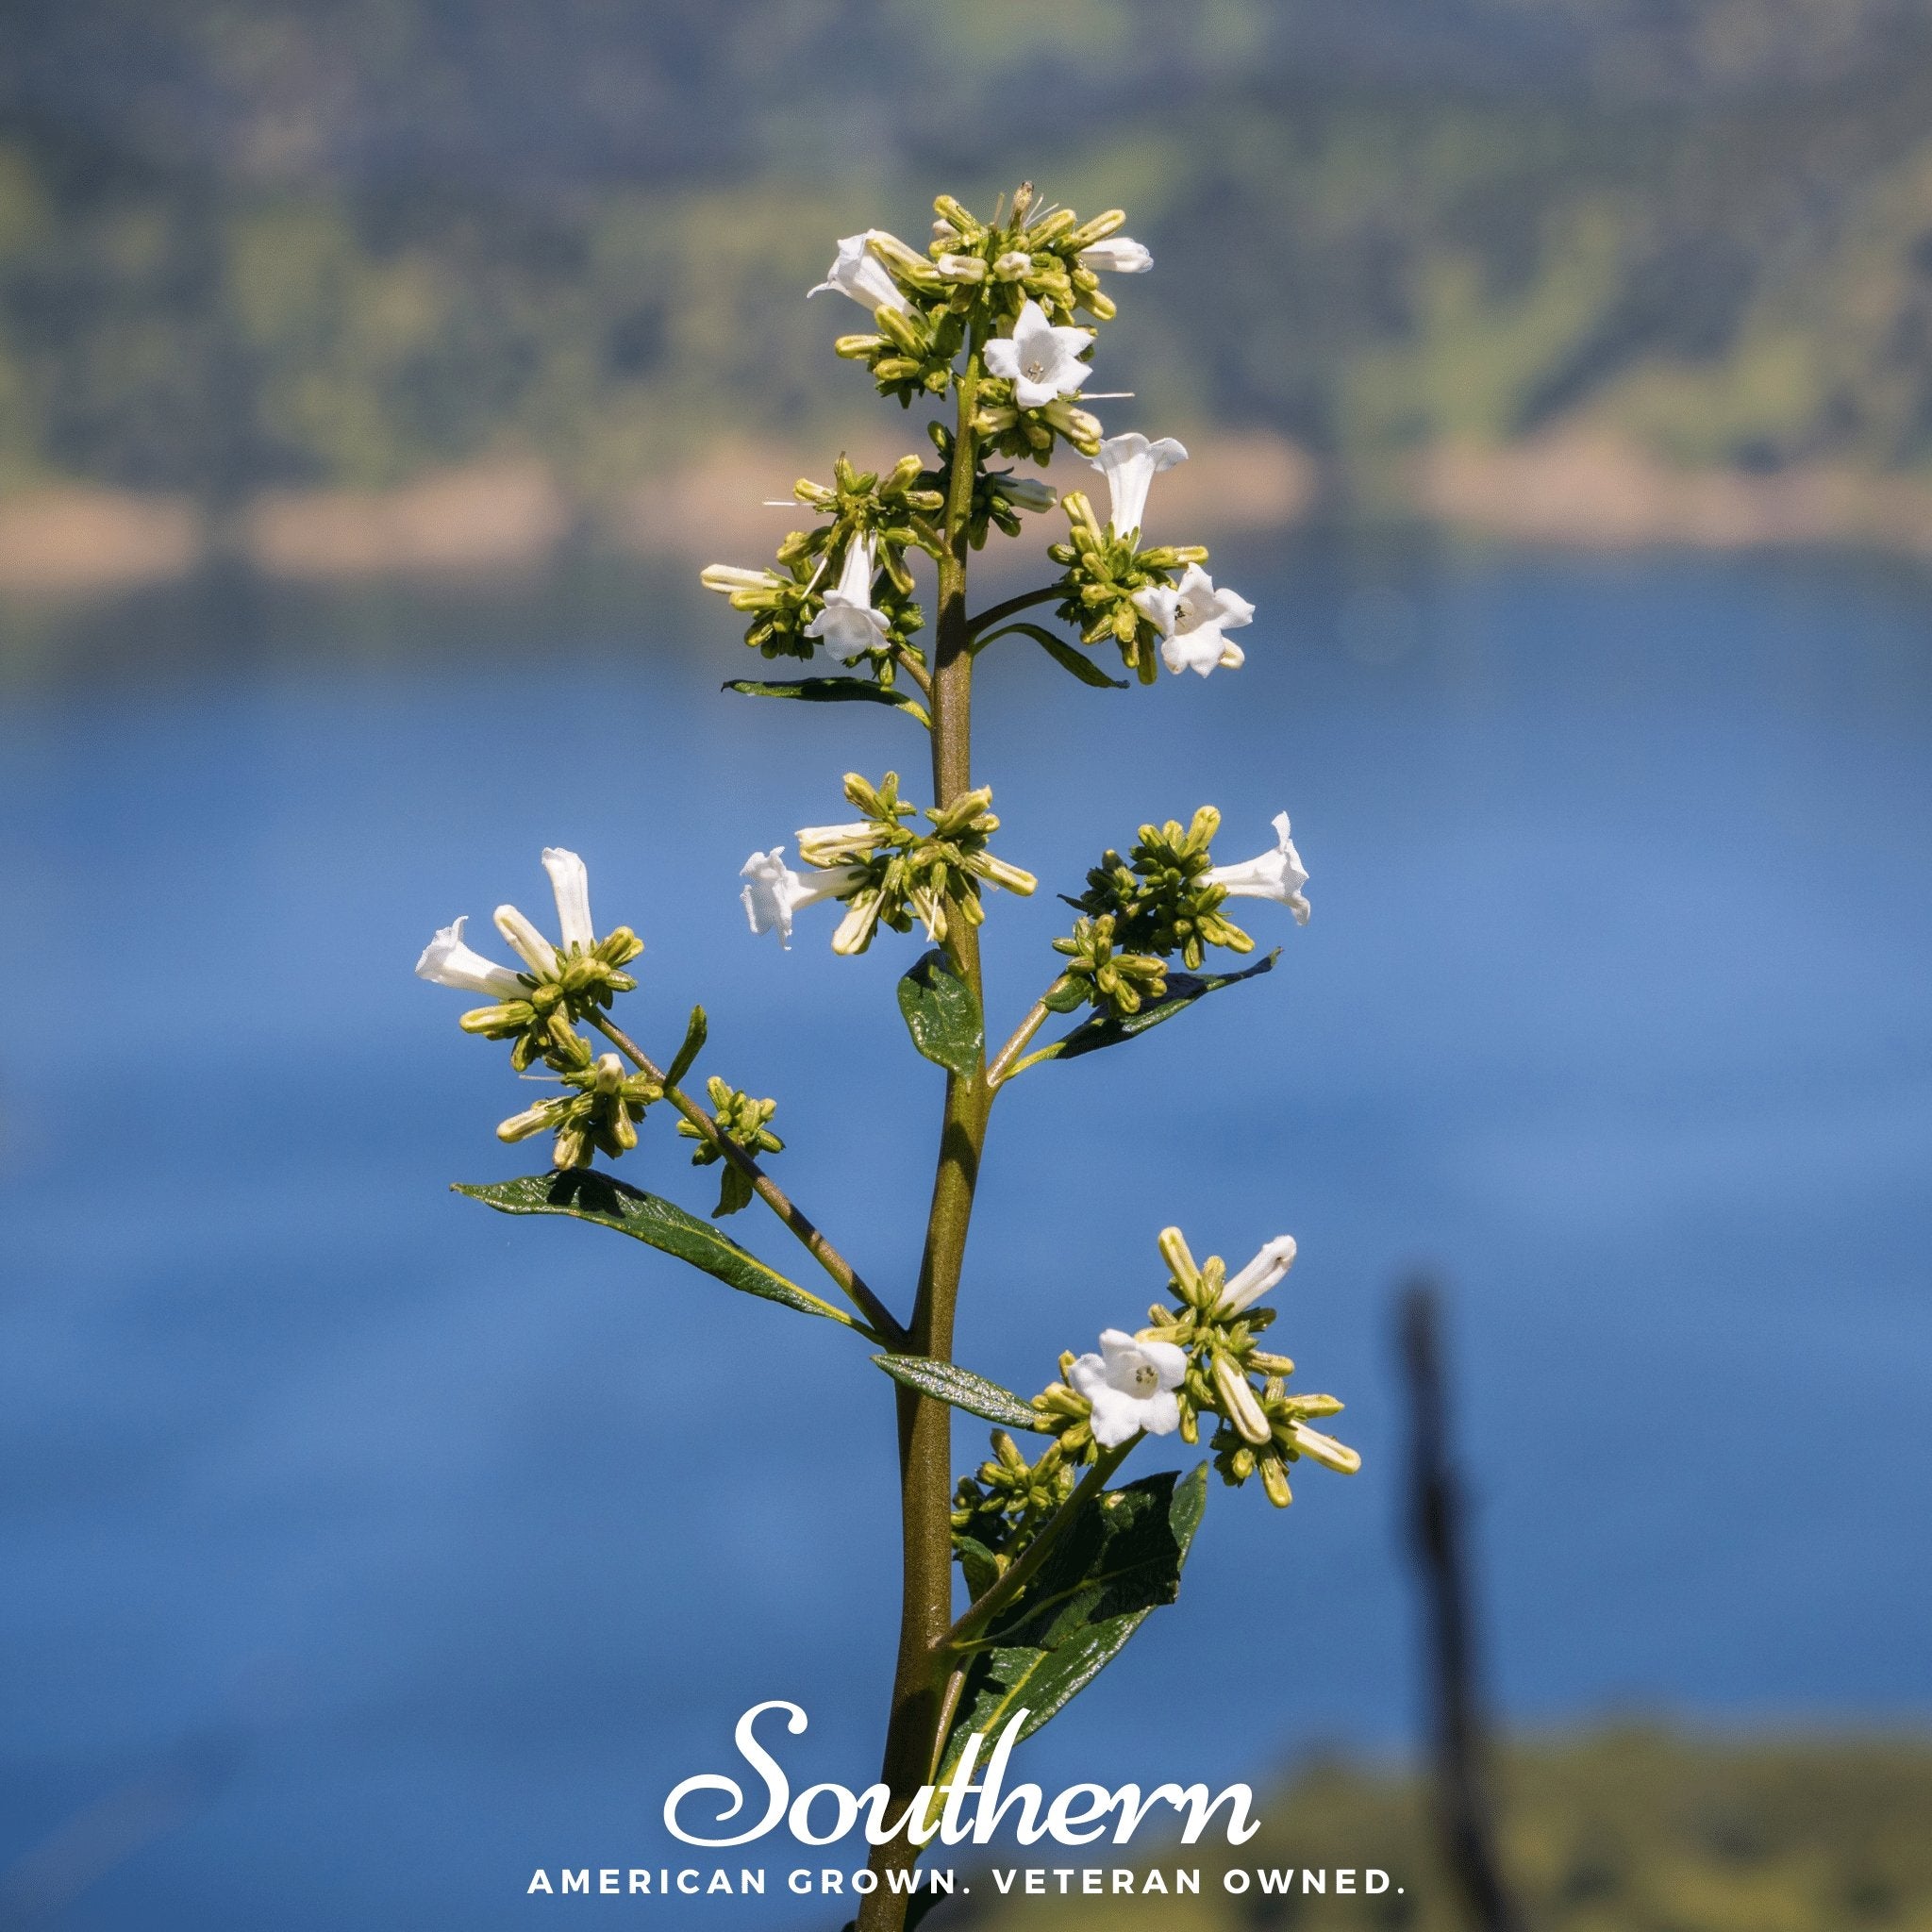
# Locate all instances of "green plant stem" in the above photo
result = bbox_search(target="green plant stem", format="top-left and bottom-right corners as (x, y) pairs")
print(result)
(588, 1012), (906, 1348)
(892, 645), (933, 699)
(966, 583), (1059, 640)
(941, 1440), (1133, 1652)
(987, 976), (1074, 1089)
(858, 329), (993, 1932)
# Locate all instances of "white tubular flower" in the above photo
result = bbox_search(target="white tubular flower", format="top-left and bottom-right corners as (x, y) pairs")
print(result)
(1212, 1352), (1274, 1446)
(808, 230), (912, 315)
(1207, 813), (1309, 927)
(1079, 237), (1153, 274)
(1132, 562), (1255, 677)
(982, 298), (1094, 409)
(414, 915), (526, 997)
(739, 846), (866, 949)
(1089, 432), (1188, 540)
(803, 534), (891, 665)
(1070, 1328), (1188, 1448)
(795, 819), (879, 867)
(1217, 1235), (1299, 1316)
(493, 903), (558, 975)
(541, 846), (594, 952)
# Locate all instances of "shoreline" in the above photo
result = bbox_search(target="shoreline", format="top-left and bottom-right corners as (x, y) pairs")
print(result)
(2, 430), (1929, 602)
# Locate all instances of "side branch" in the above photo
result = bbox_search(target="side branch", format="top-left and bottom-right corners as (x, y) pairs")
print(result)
(940, 1440), (1133, 1652)
(591, 1012), (908, 1348)
(987, 975), (1074, 1088)
(966, 585), (1060, 641)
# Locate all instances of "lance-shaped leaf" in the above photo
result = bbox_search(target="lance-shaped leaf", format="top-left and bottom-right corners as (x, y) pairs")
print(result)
(455, 1171), (873, 1335)
(1038, 950), (1279, 1065)
(723, 675), (929, 726)
(936, 1465), (1208, 1783)
(872, 1354), (1051, 1433)
(972, 621), (1128, 690)
(896, 949), (983, 1077)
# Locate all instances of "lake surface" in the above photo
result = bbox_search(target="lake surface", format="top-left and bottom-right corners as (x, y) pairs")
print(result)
(3, 541), (1929, 1927)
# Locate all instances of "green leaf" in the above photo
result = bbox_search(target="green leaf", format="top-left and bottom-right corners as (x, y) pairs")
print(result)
(895, 949), (983, 1076)
(1040, 949), (1280, 1064)
(972, 621), (1128, 689)
(871, 1353), (1051, 1433)
(937, 1466), (1209, 1781)
(454, 1171), (868, 1333)
(723, 675), (929, 725)
(954, 1534), (1003, 1601)
(665, 1006), (708, 1090)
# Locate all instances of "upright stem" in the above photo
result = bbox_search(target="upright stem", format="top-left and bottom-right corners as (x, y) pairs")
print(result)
(858, 336), (991, 1932)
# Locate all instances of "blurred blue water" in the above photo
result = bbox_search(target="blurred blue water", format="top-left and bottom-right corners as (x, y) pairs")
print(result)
(2, 542), (1929, 1926)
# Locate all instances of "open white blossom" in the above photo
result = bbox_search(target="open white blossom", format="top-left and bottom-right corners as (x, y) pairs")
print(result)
(1089, 432), (1188, 539)
(1069, 1328), (1188, 1448)
(1079, 237), (1153, 274)
(982, 299), (1094, 409)
(1217, 1234), (1300, 1316)
(739, 846), (866, 949)
(414, 915), (526, 997)
(1131, 563), (1254, 677)
(808, 231), (911, 316)
(1207, 813), (1309, 926)
(803, 535), (891, 664)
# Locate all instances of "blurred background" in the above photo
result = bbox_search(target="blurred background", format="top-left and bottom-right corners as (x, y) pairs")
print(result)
(3, 3), (1930, 1927)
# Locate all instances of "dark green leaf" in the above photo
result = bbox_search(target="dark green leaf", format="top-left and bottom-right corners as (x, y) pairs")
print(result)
(455, 1171), (865, 1332)
(723, 676), (929, 725)
(937, 1466), (1208, 1781)
(896, 949), (983, 1076)
(954, 1534), (1003, 1601)
(973, 621), (1127, 689)
(665, 1005), (708, 1090)
(871, 1354), (1050, 1432)
(1041, 950), (1279, 1064)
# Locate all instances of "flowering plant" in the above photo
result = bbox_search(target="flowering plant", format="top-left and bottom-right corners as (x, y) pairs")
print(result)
(418, 183), (1355, 1929)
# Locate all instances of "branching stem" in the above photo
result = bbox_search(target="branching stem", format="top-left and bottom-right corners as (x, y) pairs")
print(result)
(966, 584), (1059, 641)
(987, 976), (1074, 1089)
(589, 1011), (907, 1348)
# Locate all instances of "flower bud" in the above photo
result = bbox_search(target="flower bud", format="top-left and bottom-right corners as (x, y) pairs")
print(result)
(1158, 1225), (1203, 1300)
(936, 253), (987, 283)
(1213, 1354), (1273, 1446)
(992, 250), (1032, 280)
(1065, 208), (1127, 250)
(992, 475), (1057, 511)
(1289, 1423), (1361, 1474)
(458, 1000), (534, 1034)
(496, 1102), (557, 1142)
(1260, 1454), (1293, 1508)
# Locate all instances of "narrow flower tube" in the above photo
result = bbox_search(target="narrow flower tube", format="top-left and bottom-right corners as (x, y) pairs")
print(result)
(493, 904), (558, 976)
(1079, 238), (1153, 274)
(1218, 1234), (1299, 1315)
(739, 846), (866, 949)
(808, 231), (912, 315)
(795, 820), (879, 867)
(1206, 813), (1310, 926)
(541, 847), (594, 953)
(831, 891), (886, 957)
(1089, 432), (1188, 540)
(415, 916), (527, 997)
(1212, 1353), (1274, 1446)
(700, 563), (782, 594)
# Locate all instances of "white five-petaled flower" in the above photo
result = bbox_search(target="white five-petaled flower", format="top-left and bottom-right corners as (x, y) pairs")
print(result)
(803, 534), (891, 664)
(1079, 237), (1153, 274)
(807, 231), (911, 316)
(1089, 432), (1188, 541)
(739, 846), (867, 949)
(1070, 1328), (1189, 1448)
(1131, 562), (1255, 677)
(1207, 813), (1310, 926)
(1216, 1234), (1300, 1316)
(414, 914), (527, 997)
(982, 298), (1095, 410)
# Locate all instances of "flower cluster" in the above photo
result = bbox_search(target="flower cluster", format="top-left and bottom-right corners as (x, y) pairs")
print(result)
(811, 185), (1149, 461)
(415, 849), (642, 1072)
(950, 1430), (1078, 1591)
(1028, 1226), (1358, 1510)
(497, 1047), (662, 1171)
(676, 1076), (783, 1217)
(701, 454), (940, 672)
(742, 772), (1037, 956)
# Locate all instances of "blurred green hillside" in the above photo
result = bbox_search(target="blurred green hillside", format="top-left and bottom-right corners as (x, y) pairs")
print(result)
(962, 1729), (1932, 1932)
(7, 1), (1932, 515)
